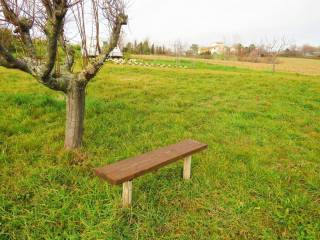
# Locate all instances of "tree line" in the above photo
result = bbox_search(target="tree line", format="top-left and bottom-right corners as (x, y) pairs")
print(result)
(123, 40), (169, 55)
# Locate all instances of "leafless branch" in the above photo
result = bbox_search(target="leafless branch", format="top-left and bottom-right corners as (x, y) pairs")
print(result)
(0, 0), (127, 90)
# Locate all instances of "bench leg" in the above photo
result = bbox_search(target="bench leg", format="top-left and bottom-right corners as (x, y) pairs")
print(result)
(183, 156), (192, 180)
(122, 181), (132, 207)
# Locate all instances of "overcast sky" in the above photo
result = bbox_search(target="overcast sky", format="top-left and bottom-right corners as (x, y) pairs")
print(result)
(124, 0), (320, 47)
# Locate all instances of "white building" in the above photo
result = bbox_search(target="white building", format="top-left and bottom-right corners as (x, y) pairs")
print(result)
(198, 42), (226, 55)
(209, 42), (225, 55)
(109, 46), (123, 58)
(82, 40), (123, 58)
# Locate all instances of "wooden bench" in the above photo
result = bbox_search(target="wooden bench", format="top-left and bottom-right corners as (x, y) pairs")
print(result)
(95, 139), (208, 207)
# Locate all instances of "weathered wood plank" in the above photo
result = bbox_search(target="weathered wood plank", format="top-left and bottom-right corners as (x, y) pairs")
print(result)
(183, 156), (192, 180)
(95, 139), (207, 185)
(122, 181), (132, 207)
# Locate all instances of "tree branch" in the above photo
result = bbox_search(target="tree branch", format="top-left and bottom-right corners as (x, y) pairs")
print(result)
(0, 0), (36, 58)
(41, 0), (53, 19)
(60, 33), (75, 72)
(40, 0), (68, 80)
(80, 13), (127, 81)
(0, 41), (69, 92)
(0, 42), (31, 73)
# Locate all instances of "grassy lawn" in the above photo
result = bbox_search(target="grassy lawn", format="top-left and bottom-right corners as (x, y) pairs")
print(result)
(0, 58), (320, 239)
(138, 54), (320, 76)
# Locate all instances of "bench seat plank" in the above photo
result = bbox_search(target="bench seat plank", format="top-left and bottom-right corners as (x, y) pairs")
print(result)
(95, 139), (207, 185)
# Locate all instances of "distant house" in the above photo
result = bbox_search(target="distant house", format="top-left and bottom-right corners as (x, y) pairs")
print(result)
(109, 46), (123, 58)
(209, 42), (225, 54)
(198, 42), (226, 55)
(198, 47), (211, 55)
(304, 52), (320, 57)
(81, 40), (123, 58)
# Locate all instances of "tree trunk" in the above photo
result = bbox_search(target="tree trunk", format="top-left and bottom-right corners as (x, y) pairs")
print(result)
(272, 62), (276, 73)
(272, 55), (277, 73)
(64, 82), (86, 149)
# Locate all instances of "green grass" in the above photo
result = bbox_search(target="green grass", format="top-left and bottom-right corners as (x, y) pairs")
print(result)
(0, 60), (320, 239)
(137, 57), (251, 72)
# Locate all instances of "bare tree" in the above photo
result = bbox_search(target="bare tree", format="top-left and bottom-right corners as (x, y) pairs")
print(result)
(0, 0), (128, 149)
(173, 40), (185, 65)
(262, 37), (288, 73)
(189, 44), (199, 56)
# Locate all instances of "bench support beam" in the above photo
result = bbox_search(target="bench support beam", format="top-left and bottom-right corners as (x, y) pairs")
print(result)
(183, 156), (192, 180)
(122, 181), (132, 207)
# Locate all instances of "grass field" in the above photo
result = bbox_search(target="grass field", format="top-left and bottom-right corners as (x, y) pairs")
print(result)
(1, 57), (320, 239)
(138, 55), (320, 76)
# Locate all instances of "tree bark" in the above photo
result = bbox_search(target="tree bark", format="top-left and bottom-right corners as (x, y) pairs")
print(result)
(272, 62), (276, 73)
(64, 82), (86, 149)
(272, 57), (276, 73)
